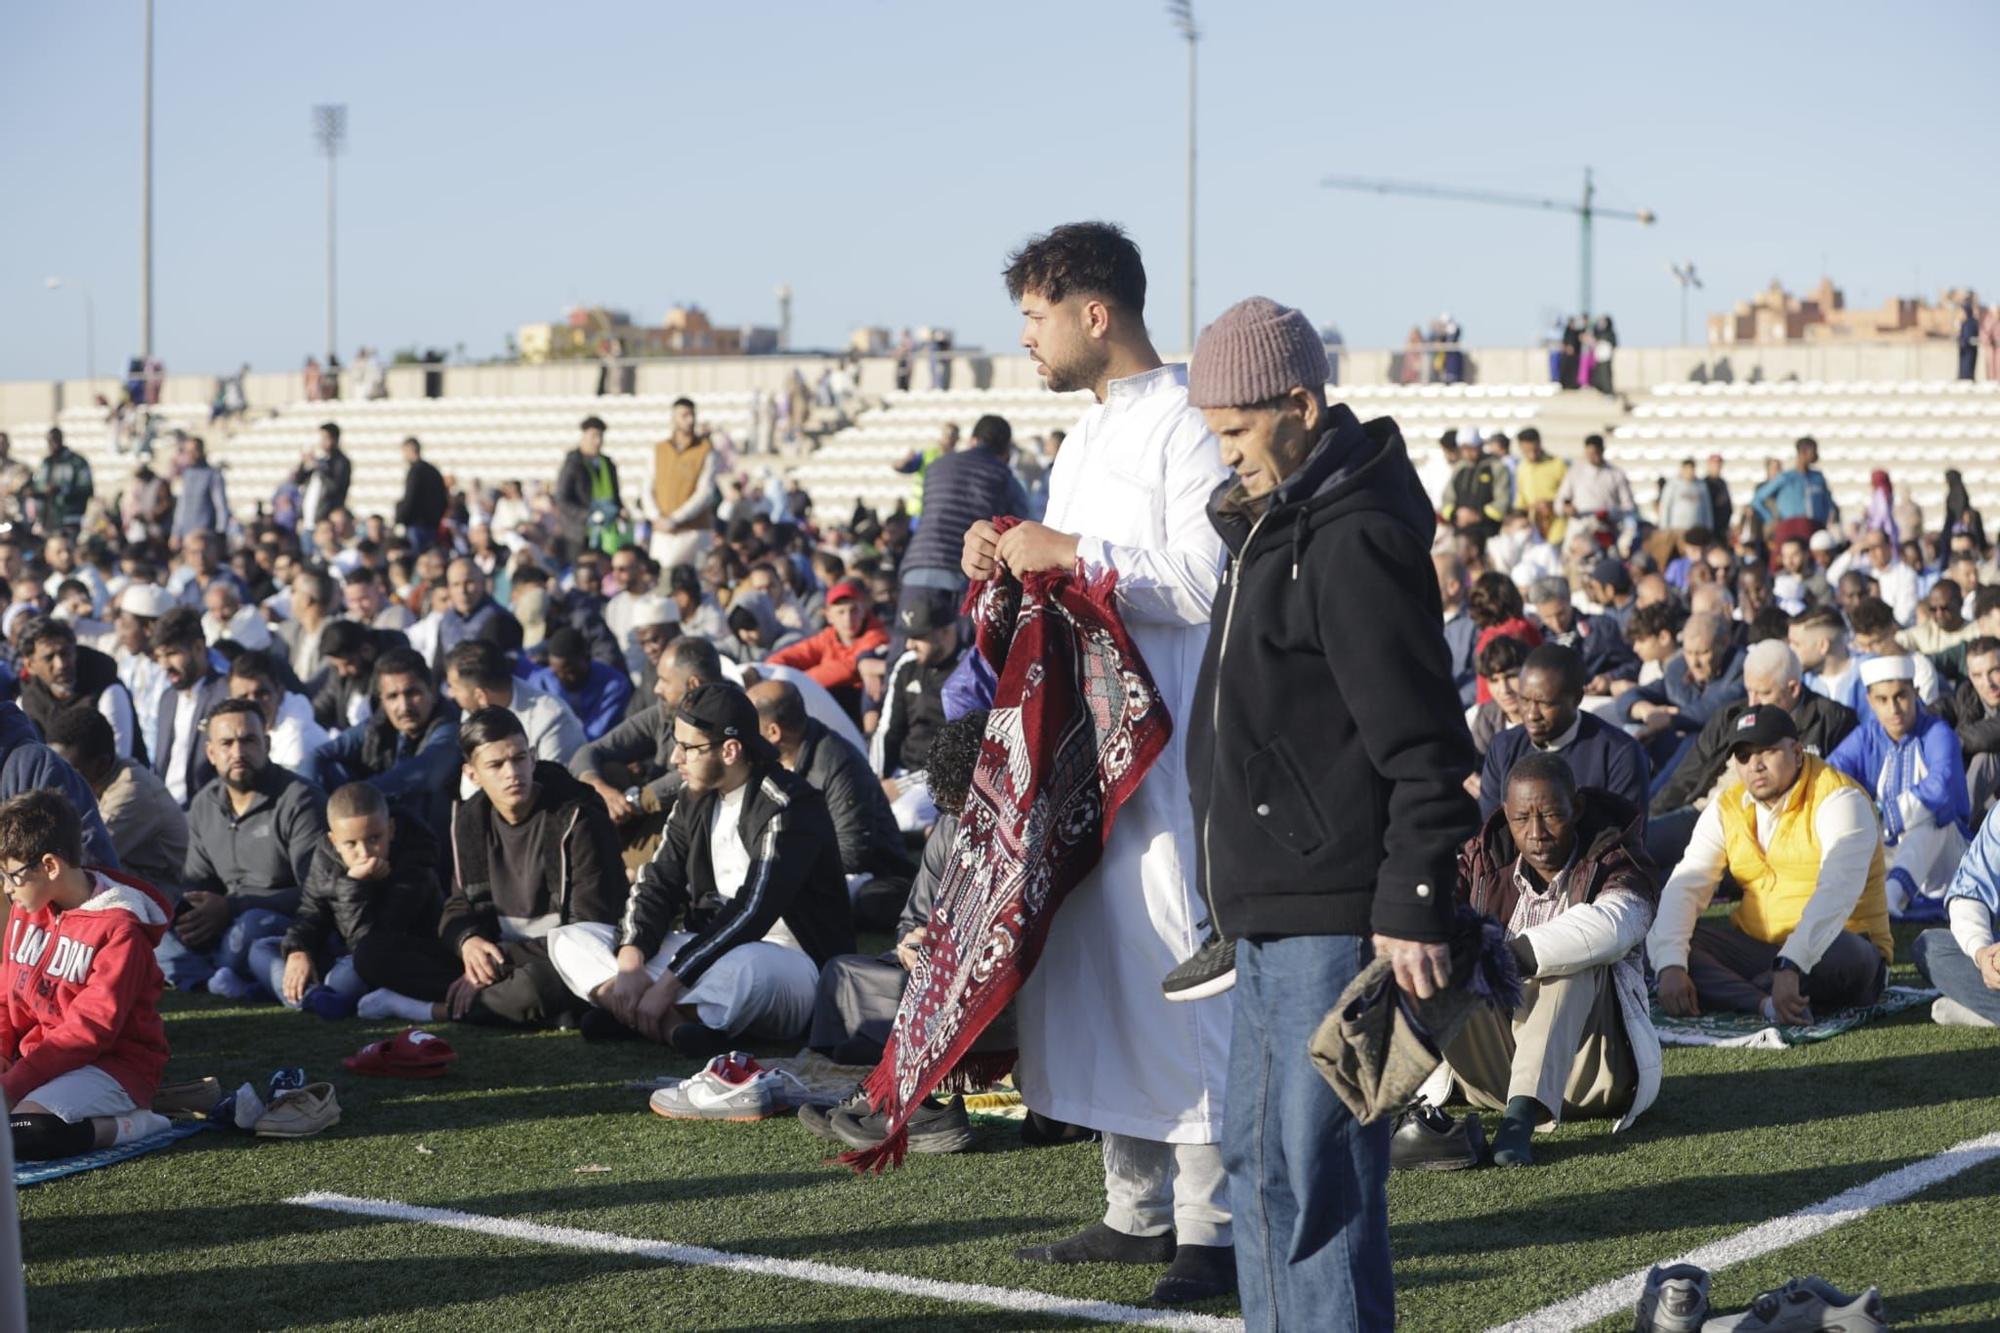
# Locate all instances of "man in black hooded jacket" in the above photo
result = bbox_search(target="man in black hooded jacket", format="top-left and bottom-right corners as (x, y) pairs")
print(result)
(1183, 296), (1481, 1331)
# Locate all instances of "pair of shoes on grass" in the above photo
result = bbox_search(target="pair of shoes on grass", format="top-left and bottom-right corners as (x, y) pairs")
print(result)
(649, 1052), (813, 1122)
(795, 1086), (973, 1153)
(1635, 1264), (1885, 1332)
(1391, 1096), (1548, 1169)
(1015, 1222), (1236, 1305)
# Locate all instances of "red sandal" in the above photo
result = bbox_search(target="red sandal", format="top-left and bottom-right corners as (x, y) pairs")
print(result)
(342, 1027), (458, 1079)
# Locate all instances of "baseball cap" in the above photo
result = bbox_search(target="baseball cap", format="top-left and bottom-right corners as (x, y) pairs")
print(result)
(1727, 704), (1799, 757)
(826, 579), (865, 606)
(897, 590), (958, 637)
(119, 583), (177, 619)
(676, 681), (775, 762)
(1589, 557), (1632, 594)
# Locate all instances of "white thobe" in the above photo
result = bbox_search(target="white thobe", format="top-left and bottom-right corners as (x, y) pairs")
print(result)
(1014, 363), (1232, 1144)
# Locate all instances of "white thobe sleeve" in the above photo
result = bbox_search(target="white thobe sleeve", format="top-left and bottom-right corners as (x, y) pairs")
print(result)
(1071, 416), (1226, 627)
(99, 686), (136, 760)
(1778, 784), (1878, 972)
(1647, 802), (1728, 973)
(1949, 896), (1995, 958)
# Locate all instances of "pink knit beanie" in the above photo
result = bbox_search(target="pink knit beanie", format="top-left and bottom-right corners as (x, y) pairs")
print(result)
(1187, 296), (1329, 409)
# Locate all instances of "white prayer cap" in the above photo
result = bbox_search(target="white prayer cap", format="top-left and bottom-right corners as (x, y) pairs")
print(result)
(629, 595), (679, 629)
(1859, 655), (1916, 687)
(119, 583), (177, 619)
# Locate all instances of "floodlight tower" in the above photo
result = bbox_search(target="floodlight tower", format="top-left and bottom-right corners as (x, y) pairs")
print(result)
(1669, 261), (1703, 346)
(139, 0), (154, 359)
(1166, 0), (1197, 354)
(313, 104), (347, 364)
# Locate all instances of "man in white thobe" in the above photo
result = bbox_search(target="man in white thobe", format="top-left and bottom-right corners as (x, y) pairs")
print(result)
(964, 221), (1233, 1306)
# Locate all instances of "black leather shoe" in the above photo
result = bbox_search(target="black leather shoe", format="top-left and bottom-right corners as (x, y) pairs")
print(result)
(1389, 1100), (1487, 1171)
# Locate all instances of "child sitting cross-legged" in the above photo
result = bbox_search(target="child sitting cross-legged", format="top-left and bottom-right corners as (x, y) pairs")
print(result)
(250, 781), (444, 1021)
(0, 790), (174, 1160)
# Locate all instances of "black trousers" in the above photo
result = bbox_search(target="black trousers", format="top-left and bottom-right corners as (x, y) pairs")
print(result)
(351, 931), (576, 1028)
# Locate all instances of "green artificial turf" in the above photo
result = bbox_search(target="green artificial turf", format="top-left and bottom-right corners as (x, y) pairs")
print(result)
(17, 940), (2000, 1331)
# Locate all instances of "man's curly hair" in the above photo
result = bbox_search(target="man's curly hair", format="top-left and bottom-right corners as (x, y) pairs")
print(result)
(1002, 221), (1146, 314)
(924, 710), (990, 817)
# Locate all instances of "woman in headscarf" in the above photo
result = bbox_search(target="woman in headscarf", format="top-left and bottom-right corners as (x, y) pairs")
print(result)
(1943, 469), (1987, 552)
(1862, 469), (1901, 548)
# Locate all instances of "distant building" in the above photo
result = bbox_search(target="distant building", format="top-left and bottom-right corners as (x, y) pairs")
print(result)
(516, 304), (778, 363)
(1708, 278), (1980, 345)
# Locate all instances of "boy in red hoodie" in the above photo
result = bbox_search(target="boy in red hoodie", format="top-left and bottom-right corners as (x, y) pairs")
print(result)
(1, 790), (173, 1159)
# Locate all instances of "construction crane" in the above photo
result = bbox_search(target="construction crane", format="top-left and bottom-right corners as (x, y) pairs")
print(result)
(1320, 166), (1655, 321)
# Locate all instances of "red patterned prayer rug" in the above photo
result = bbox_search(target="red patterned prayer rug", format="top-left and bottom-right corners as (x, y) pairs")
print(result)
(842, 525), (1172, 1171)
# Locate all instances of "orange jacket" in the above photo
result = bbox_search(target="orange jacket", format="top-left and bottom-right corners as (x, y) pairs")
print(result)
(766, 619), (887, 691)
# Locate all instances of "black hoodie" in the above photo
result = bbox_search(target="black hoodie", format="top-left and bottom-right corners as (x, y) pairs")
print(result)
(1187, 403), (1481, 943)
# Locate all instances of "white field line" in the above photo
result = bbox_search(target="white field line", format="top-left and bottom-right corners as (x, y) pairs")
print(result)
(1486, 1129), (2000, 1333)
(287, 1191), (1244, 1332)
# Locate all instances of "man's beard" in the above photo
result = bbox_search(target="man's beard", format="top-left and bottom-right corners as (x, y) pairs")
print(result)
(223, 765), (261, 792)
(1040, 343), (1107, 396)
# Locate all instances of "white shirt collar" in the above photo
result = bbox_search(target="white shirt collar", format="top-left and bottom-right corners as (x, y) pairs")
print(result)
(1104, 363), (1185, 405)
(1533, 713), (1584, 753)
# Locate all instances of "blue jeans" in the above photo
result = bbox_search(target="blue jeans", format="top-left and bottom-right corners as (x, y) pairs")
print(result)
(1226, 934), (1393, 1332)
(246, 936), (364, 1009)
(1914, 929), (2000, 1026)
(155, 907), (292, 991)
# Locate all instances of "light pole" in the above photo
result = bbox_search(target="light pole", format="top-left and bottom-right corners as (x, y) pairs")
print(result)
(139, 0), (153, 359)
(312, 104), (347, 365)
(45, 278), (96, 384)
(1669, 261), (1703, 346)
(1166, 1), (1197, 356)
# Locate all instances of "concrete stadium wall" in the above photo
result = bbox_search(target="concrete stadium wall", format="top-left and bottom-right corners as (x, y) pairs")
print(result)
(0, 341), (1969, 433)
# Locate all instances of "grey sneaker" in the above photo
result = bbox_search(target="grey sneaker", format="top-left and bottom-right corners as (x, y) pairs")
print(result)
(1633, 1262), (1709, 1332)
(1163, 930), (1235, 1001)
(1705, 1275), (1886, 1332)
(648, 1052), (805, 1122)
(797, 1086), (870, 1142)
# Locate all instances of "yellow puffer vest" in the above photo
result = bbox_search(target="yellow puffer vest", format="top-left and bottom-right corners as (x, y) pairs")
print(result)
(1716, 754), (1894, 964)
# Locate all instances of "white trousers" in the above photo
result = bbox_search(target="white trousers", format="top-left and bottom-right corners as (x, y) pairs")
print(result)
(889, 773), (936, 834)
(1888, 819), (1970, 909)
(1102, 1133), (1231, 1247)
(545, 921), (819, 1039)
(650, 527), (712, 573)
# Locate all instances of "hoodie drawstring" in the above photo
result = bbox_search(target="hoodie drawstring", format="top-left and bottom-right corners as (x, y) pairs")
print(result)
(1290, 509), (1307, 581)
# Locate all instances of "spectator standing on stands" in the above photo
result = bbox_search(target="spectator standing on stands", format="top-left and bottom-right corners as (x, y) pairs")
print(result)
(1658, 458), (1713, 532)
(1513, 428), (1566, 522)
(1960, 300), (1981, 381)
(1703, 454), (1733, 537)
(295, 423), (352, 538)
(394, 437), (448, 552)
(651, 399), (719, 572)
(1750, 437), (1839, 546)
(554, 417), (623, 561)
(1554, 435), (1636, 545)
(33, 428), (93, 533)
(169, 437), (230, 541)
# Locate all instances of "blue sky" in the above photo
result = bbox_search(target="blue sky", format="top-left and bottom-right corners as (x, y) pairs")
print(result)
(3, 1), (1993, 382)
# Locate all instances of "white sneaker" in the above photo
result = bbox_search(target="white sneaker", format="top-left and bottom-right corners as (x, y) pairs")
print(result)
(1932, 996), (1998, 1028)
(648, 1053), (810, 1122)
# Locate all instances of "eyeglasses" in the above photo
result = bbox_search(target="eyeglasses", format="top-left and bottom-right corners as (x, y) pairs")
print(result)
(674, 738), (719, 757)
(1, 863), (39, 887)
